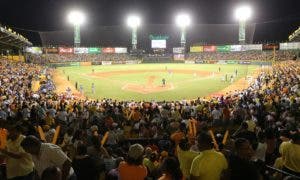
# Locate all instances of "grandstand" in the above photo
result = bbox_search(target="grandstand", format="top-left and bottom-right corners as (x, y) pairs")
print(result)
(289, 26), (300, 42)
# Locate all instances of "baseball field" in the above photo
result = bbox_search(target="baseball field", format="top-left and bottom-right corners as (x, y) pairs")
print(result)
(54, 63), (260, 101)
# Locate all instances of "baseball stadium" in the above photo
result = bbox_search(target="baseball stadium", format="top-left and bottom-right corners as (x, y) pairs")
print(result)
(0, 1), (300, 180)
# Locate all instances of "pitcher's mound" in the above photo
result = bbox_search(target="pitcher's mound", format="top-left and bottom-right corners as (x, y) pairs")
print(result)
(122, 83), (174, 94)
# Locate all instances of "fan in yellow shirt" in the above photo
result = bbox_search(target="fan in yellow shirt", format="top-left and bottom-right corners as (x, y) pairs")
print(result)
(190, 132), (228, 180)
(177, 138), (199, 179)
(279, 132), (300, 175)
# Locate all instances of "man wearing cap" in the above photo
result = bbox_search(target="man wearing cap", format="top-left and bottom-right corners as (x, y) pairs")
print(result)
(119, 143), (147, 180)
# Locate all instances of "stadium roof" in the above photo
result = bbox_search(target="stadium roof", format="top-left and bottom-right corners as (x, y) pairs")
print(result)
(0, 24), (32, 49)
(289, 26), (300, 42)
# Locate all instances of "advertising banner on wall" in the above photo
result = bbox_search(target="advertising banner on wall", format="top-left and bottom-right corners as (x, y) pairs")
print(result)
(173, 47), (185, 54)
(217, 45), (230, 52)
(26, 47), (43, 54)
(238, 61), (251, 65)
(190, 46), (203, 52)
(115, 47), (127, 53)
(88, 47), (101, 54)
(173, 54), (185, 60)
(226, 60), (237, 64)
(58, 47), (73, 54)
(230, 45), (242, 51)
(102, 61), (112, 65)
(241, 44), (262, 51)
(279, 42), (300, 50)
(217, 60), (227, 64)
(195, 60), (204, 64)
(185, 60), (195, 64)
(102, 48), (115, 53)
(43, 48), (58, 54)
(74, 47), (88, 54)
(262, 43), (279, 50)
(203, 46), (216, 52)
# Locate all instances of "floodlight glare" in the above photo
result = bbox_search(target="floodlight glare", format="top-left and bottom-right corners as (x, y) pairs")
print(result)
(68, 10), (85, 25)
(235, 6), (252, 21)
(175, 14), (191, 28)
(127, 15), (141, 28)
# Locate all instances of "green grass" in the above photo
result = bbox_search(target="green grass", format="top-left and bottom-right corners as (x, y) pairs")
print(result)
(58, 64), (259, 101)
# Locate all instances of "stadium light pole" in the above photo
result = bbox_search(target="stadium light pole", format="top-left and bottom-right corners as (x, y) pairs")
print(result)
(175, 13), (191, 49)
(127, 15), (141, 50)
(235, 5), (252, 44)
(67, 10), (85, 47)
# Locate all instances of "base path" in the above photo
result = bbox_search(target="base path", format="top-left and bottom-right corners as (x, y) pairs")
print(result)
(52, 70), (84, 98)
(210, 68), (261, 97)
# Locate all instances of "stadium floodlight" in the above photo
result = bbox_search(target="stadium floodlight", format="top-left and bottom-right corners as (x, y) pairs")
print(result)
(127, 15), (141, 50)
(175, 13), (191, 49)
(67, 10), (86, 47)
(175, 14), (191, 29)
(234, 5), (252, 44)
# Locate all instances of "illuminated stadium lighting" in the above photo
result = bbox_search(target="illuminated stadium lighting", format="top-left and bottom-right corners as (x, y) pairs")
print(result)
(127, 15), (141, 50)
(127, 15), (141, 28)
(235, 5), (252, 21)
(67, 10), (86, 25)
(175, 13), (191, 28)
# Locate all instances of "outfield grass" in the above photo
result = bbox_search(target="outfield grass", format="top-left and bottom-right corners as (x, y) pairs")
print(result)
(57, 64), (259, 101)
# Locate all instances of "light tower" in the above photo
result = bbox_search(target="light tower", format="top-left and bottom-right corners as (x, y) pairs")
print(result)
(127, 15), (141, 50)
(235, 5), (252, 44)
(175, 13), (191, 49)
(67, 10), (85, 47)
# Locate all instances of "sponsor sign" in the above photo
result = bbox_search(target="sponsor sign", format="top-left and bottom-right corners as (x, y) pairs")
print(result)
(226, 60), (237, 64)
(279, 42), (300, 50)
(102, 61), (112, 65)
(217, 60), (227, 64)
(173, 54), (185, 60)
(43, 48), (58, 54)
(241, 44), (262, 51)
(185, 60), (195, 64)
(238, 61), (251, 65)
(217, 45), (230, 52)
(203, 46), (216, 52)
(88, 47), (101, 54)
(70, 62), (80, 66)
(190, 46), (203, 52)
(112, 61), (126, 65)
(195, 60), (204, 64)
(74, 47), (88, 54)
(230, 45), (242, 52)
(102, 48), (115, 53)
(262, 43), (279, 50)
(126, 60), (139, 64)
(58, 47), (73, 54)
(173, 47), (185, 54)
(115, 47), (127, 53)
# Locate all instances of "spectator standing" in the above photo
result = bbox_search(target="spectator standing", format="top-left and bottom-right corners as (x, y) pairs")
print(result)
(190, 132), (228, 180)
(0, 125), (34, 180)
(20, 136), (74, 180)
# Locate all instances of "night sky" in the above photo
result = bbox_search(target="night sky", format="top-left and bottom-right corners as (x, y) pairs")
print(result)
(1, 0), (300, 45)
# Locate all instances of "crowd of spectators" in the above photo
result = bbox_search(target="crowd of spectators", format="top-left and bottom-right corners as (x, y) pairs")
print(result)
(27, 54), (138, 64)
(26, 50), (298, 65)
(0, 58), (299, 180)
(188, 50), (298, 61)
